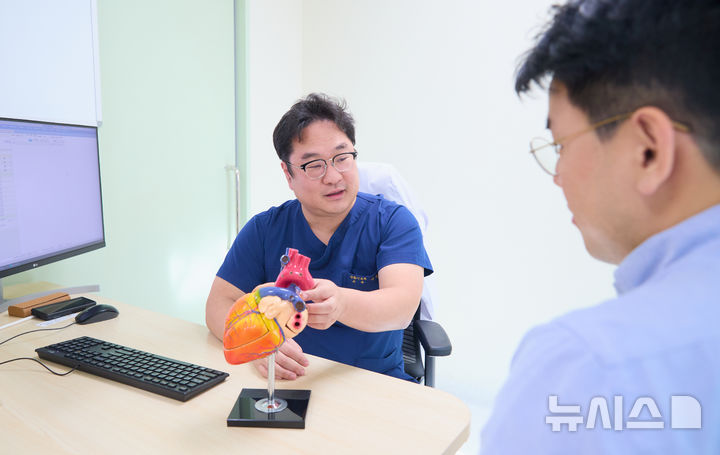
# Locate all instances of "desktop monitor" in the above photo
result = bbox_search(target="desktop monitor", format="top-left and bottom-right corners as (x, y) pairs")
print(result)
(0, 117), (105, 282)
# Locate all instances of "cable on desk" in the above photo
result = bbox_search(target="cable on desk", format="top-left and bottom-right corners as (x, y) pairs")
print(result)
(0, 357), (77, 376)
(0, 322), (76, 347)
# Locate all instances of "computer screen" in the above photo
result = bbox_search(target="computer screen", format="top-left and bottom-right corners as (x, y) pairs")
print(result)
(0, 117), (105, 278)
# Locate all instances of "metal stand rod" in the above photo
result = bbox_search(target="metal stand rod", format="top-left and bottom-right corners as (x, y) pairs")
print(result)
(267, 352), (276, 404)
(254, 352), (287, 413)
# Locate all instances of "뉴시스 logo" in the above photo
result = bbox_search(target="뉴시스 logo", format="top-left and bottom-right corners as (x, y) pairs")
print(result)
(546, 395), (702, 431)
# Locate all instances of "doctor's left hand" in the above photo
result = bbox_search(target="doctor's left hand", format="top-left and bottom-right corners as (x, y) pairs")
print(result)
(301, 279), (346, 330)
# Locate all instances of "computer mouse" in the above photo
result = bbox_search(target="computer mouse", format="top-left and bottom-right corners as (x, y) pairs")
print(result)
(75, 304), (119, 325)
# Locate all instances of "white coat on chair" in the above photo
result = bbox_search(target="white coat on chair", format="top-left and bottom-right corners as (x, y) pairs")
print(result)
(357, 161), (434, 321)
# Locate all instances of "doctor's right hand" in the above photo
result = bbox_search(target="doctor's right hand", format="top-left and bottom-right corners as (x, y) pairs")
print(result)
(250, 338), (310, 380)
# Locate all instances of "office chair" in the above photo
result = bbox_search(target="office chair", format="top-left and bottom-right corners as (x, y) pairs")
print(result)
(403, 306), (452, 387)
(358, 162), (452, 386)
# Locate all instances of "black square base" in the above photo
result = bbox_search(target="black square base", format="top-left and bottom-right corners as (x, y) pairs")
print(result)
(227, 388), (311, 429)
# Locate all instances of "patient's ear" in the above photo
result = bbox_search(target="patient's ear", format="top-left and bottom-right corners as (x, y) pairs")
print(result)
(281, 161), (293, 186)
(630, 107), (677, 196)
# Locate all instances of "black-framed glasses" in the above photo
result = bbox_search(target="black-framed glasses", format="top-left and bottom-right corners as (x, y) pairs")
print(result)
(285, 150), (358, 180)
(529, 113), (691, 176)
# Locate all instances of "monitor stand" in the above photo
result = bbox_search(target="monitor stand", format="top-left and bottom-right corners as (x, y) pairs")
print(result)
(0, 279), (100, 313)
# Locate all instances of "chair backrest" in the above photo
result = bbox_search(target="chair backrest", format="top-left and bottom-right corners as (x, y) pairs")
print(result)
(358, 162), (443, 383)
(401, 305), (424, 382)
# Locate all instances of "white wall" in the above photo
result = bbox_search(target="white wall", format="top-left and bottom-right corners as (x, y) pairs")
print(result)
(0, 0), (100, 126)
(247, 1), (617, 452)
(7, 0), (237, 326)
(244, 0), (302, 216)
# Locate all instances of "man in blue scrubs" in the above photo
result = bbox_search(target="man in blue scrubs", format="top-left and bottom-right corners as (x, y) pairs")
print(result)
(481, 1), (720, 453)
(206, 93), (431, 381)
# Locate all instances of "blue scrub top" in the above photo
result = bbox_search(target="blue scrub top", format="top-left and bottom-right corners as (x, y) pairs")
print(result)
(217, 192), (433, 380)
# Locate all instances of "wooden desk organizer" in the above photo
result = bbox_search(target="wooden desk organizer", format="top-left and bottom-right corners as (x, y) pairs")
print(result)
(8, 292), (70, 317)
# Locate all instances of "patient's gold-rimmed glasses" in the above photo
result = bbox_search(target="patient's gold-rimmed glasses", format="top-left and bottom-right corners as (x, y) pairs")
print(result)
(529, 112), (691, 176)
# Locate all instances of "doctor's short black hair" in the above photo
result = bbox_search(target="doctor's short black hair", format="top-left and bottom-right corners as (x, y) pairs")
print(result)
(515, 0), (720, 171)
(273, 93), (356, 175)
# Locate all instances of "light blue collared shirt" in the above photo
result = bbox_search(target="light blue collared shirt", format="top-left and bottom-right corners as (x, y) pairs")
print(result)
(481, 205), (720, 454)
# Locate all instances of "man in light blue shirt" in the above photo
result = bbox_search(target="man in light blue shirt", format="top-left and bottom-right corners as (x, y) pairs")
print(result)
(481, 1), (720, 453)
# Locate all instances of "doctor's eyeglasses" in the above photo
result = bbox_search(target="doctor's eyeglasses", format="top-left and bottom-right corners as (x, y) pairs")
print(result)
(285, 150), (358, 180)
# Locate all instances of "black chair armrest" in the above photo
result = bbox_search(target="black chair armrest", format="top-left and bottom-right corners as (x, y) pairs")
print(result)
(414, 320), (451, 357)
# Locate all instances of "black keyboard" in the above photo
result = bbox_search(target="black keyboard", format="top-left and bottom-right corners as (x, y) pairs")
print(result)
(36, 336), (229, 402)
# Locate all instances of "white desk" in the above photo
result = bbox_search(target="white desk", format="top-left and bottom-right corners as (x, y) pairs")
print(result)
(0, 295), (470, 454)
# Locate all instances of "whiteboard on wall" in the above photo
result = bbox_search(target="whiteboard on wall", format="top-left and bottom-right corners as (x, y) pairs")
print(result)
(0, 0), (101, 126)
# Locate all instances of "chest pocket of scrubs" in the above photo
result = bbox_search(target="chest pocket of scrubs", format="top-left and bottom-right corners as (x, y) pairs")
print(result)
(342, 272), (379, 292)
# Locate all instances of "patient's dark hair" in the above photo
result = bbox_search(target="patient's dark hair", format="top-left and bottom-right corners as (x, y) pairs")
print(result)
(515, 0), (720, 171)
(273, 93), (355, 175)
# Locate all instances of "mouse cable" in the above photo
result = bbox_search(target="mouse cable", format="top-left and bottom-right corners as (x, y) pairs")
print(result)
(0, 321), (77, 347)
(0, 357), (77, 376)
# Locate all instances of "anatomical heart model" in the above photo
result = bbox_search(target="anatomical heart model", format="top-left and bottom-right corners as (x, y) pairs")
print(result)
(223, 285), (308, 364)
(223, 248), (313, 363)
(223, 248), (314, 425)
